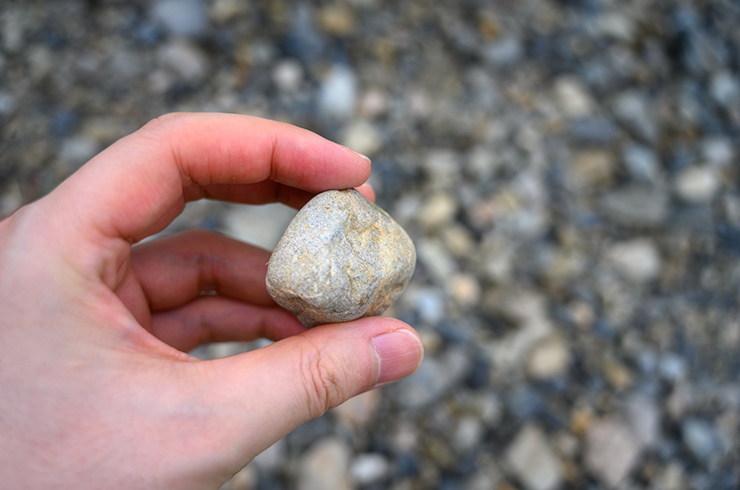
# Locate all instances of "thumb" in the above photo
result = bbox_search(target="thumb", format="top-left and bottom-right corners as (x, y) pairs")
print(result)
(204, 317), (423, 460)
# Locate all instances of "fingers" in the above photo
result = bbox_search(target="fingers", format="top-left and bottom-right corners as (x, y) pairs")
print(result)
(129, 229), (274, 311)
(48, 113), (372, 244)
(151, 296), (306, 352)
(186, 182), (376, 210)
(196, 317), (424, 461)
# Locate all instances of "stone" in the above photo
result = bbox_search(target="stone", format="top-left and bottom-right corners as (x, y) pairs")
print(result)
(223, 202), (297, 251)
(449, 273), (481, 307)
(585, 419), (641, 487)
(526, 336), (570, 380)
(266, 189), (415, 328)
(272, 59), (304, 93)
(297, 437), (352, 490)
(612, 91), (658, 142)
(418, 192), (458, 231)
(332, 390), (380, 428)
(388, 348), (469, 409)
(453, 416), (485, 453)
(682, 419), (719, 463)
(601, 186), (669, 227)
(623, 144), (659, 183)
(625, 394), (661, 449)
(701, 137), (735, 166)
(350, 453), (390, 485)
(158, 40), (208, 82)
(710, 71), (740, 107)
(553, 76), (593, 117)
(358, 88), (389, 118)
(604, 239), (662, 282)
(152, 0), (208, 38)
(673, 166), (721, 204)
(505, 424), (563, 490)
(566, 150), (615, 190)
(342, 119), (383, 157)
(318, 65), (357, 120)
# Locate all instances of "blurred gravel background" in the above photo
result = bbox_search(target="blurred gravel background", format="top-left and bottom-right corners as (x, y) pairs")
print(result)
(2, 0), (740, 489)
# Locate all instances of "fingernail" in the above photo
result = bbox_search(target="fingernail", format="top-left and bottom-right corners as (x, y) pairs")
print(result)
(343, 145), (372, 165)
(372, 330), (424, 386)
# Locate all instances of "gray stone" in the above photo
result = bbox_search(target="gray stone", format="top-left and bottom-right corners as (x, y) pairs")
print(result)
(297, 437), (352, 490)
(505, 424), (563, 490)
(601, 186), (669, 227)
(612, 91), (658, 142)
(682, 419), (719, 463)
(673, 166), (721, 204)
(266, 189), (415, 328)
(623, 144), (660, 183)
(625, 394), (661, 449)
(603, 239), (662, 283)
(318, 65), (357, 120)
(152, 0), (208, 38)
(585, 419), (642, 487)
(350, 453), (390, 485)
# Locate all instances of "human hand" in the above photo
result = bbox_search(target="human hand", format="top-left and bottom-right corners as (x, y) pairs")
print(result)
(0, 113), (424, 489)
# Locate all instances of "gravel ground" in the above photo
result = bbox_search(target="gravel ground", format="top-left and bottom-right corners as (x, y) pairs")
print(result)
(2, 1), (740, 489)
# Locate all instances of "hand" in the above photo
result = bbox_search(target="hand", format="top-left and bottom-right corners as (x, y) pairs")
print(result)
(0, 113), (424, 489)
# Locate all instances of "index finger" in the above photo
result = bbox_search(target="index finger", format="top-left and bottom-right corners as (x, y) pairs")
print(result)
(48, 113), (371, 243)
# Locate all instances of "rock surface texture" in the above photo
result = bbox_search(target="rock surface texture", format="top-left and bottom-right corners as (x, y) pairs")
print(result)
(266, 189), (415, 327)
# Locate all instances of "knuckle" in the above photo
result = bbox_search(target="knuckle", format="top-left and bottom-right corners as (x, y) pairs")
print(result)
(297, 338), (349, 419)
(139, 112), (184, 135)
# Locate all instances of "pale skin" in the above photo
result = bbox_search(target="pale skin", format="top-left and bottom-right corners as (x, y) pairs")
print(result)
(0, 113), (424, 489)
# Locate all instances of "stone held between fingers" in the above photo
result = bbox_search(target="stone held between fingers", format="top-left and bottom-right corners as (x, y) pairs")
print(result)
(266, 189), (416, 328)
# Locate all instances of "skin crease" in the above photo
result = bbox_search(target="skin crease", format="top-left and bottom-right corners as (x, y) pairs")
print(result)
(0, 113), (424, 489)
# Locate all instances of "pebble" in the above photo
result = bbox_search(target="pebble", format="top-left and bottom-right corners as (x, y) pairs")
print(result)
(623, 144), (660, 183)
(318, 65), (357, 120)
(418, 192), (458, 231)
(271, 59), (304, 93)
(682, 419), (719, 463)
(612, 91), (658, 142)
(388, 348), (469, 409)
(601, 186), (669, 227)
(553, 76), (593, 117)
(625, 394), (661, 449)
(350, 453), (390, 485)
(57, 137), (99, 169)
(701, 137), (735, 166)
(416, 239), (457, 285)
(673, 166), (721, 204)
(448, 273), (481, 307)
(332, 390), (380, 429)
(151, 0), (208, 38)
(318, 5), (355, 36)
(0, 92), (17, 118)
(604, 239), (662, 282)
(414, 288), (446, 325)
(453, 416), (485, 454)
(710, 71), (740, 107)
(223, 202), (297, 251)
(584, 419), (642, 487)
(266, 189), (415, 327)
(342, 119), (383, 157)
(526, 336), (570, 380)
(157, 40), (208, 82)
(505, 424), (563, 490)
(566, 150), (615, 190)
(358, 88), (389, 118)
(297, 437), (352, 490)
